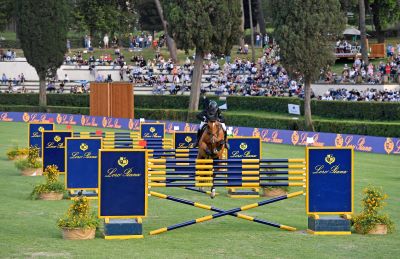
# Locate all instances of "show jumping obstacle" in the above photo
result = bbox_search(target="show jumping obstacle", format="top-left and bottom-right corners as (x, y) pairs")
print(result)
(31, 121), (354, 238)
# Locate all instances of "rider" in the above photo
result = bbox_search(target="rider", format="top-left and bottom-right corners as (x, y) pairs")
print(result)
(195, 96), (228, 148)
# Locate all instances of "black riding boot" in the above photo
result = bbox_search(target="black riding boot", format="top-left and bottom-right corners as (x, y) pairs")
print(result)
(224, 130), (229, 150)
(195, 128), (202, 147)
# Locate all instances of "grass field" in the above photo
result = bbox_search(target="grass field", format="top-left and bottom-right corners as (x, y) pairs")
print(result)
(0, 122), (399, 258)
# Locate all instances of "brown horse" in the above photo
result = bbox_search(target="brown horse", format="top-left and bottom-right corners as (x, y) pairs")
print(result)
(197, 121), (225, 198)
(197, 120), (225, 159)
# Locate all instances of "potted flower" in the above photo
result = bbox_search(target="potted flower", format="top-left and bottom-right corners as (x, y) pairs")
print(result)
(30, 165), (65, 200)
(352, 186), (395, 235)
(15, 146), (42, 176)
(57, 196), (99, 240)
(6, 146), (29, 160)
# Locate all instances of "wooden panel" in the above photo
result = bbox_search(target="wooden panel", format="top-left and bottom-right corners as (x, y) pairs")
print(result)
(90, 82), (110, 117)
(370, 43), (386, 59)
(110, 82), (134, 119)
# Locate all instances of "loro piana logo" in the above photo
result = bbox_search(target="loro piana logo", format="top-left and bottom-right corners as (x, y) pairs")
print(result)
(384, 138), (394, 154)
(150, 127), (156, 133)
(325, 154), (335, 165)
(54, 135), (61, 142)
(80, 143), (88, 151)
(118, 157), (129, 168)
(239, 142), (248, 150)
(185, 136), (192, 143)
(38, 126), (44, 132)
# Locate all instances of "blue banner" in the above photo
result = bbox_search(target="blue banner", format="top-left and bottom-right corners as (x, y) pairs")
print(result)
(174, 132), (197, 149)
(1, 111), (399, 155)
(307, 147), (353, 215)
(28, 123), (54, 157)
(227, 137), (261, 159)
(140, 123), (165, 139)
(99, 150), (148, 218)
(42, 131), (72, 173)
(65, 138), (102, 190)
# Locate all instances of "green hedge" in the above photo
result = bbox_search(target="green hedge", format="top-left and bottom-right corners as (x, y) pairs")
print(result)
(310, 101), (400, 121)
(135, 108), (400, 137)
(47, 94), (89, 107)
(1, 94), (400, 121)
(227, 96), (302, 114)
(0, 105), (89, 115)
(1, 104), (398, 136)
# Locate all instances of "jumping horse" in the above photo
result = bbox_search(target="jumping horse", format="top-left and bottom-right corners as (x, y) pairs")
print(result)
(197, 120), (226, 198)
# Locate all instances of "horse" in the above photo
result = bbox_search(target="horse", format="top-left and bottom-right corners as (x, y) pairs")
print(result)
(197, 120), (226, 198)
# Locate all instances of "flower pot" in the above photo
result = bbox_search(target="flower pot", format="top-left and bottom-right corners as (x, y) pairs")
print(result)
(39, 192), (63, 200)
(262, 187), (287, 197)
(21, 167), (42, 176)
(62, 228), (96, 240)
(368, 224), (388, 235)
(15, 155), (28, 160)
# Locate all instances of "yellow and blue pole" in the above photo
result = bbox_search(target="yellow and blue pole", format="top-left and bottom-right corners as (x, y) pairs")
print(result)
(150, 191), (304, 235)
(150, 191), (295, 230)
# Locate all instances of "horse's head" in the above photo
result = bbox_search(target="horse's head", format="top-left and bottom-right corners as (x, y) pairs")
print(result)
(205, 121), (225, 157)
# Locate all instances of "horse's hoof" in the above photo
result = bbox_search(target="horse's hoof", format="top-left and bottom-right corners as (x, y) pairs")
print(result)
(210, 188), (216, 199)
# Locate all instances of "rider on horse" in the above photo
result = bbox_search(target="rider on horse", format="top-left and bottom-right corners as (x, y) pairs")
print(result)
(195, 96), (228, 148)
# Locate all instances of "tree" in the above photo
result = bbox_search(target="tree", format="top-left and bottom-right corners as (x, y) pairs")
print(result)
(359, 0), (369, 64)
(164, 0), (242, 112)
(154, 0), (178, 63)
(368, 0), (400, 43)
(271, 0), (345, 131)
(0, 0), (13, 31)
(248, 0), (255, 62)
(16, 0), (69, 106)
(74, 0), (137, 38)
(256, 0), (266, 36)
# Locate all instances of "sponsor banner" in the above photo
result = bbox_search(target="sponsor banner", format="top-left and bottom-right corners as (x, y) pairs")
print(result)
(174, 132), (197, 149)
(99, 150), (148, 218)
(28, 123), (54, 157)
(307, 147), (353, 215)
(227, 137), (261, 159)
(42, 131), (72, 173)
(1, 112), (399, 155)
(65, 138), (102, 190)
(140, 123), (165, 139)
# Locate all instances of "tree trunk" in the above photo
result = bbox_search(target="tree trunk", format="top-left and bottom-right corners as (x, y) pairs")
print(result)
(239, 0), (245, 49)
(304, 78), (314, 131)
(188, 50), (204, 112)
(256, 0), (266, 36)
(154, 0), (178, 63)
(39, 76), (47, 107)
(165, 35), (178, 63)
(371, 3), (385, 43)
(359, 0), (369, 64)
(248, 0), (255, 62)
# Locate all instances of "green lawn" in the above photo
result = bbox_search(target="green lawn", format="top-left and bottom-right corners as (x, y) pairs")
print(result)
(0, 122), (399, 258)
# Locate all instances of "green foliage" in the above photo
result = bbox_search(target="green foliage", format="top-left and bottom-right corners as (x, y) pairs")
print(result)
(6, 146), (28, 160)
(57, 196), (99, 229)
(14, 146), (41, 170)
(270, 0), (345, 82)
(16, 0), (69, 80)
(369, 0), (400, 37)
(352, 186), (395, 234)
(0, 0), (14, 31)
(135, 0), (163, 31)
(73, 0), (137, 37)
(47, 94), (89, 107)
(30, 165), (64, 199)
(163, 0), (242, 55)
